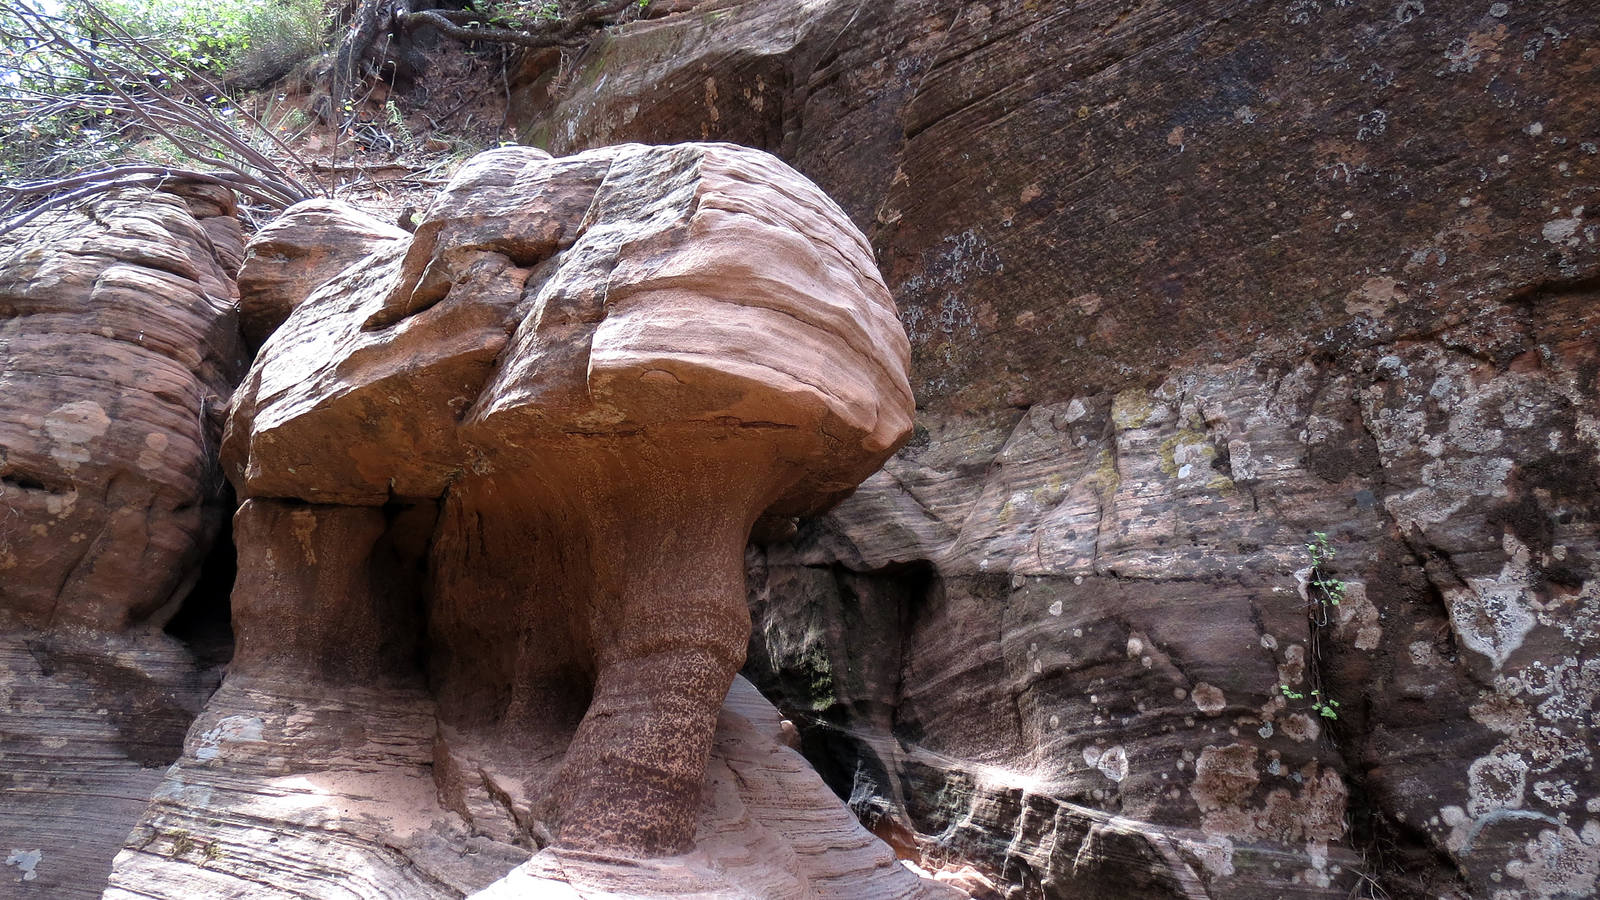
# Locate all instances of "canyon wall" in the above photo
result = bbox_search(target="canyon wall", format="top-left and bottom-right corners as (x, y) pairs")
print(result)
(506, 1), (1600, 896)
(1, 2), (1596, 898)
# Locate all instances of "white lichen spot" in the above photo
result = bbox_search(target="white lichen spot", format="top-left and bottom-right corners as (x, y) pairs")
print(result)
(1357, 109), (1388, 142)
(1280, 643), (1308, 686)
(1543, 217), (1580, 244)
(1306, 841), (1332, 888)
(1334, 581), (1382, 650)
(1097, 745), (1129, 782)
(1048, 600), (1063, 617)
(1533, 780), (1576, 808)
(1508, 822), (1600, 898)
(195, 715), (265, 761)
(1467, 751), (1529, 817)
(1282, 713), (1320, 743)
(1447, 534), (1538, 669)
(1192, 682), (1227, 715)
(42, 400), (111, 471)
(4, 849), (41, 882)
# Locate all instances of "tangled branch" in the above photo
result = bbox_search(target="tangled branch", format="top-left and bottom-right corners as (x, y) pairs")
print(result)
(0, 0), (325, 236)
(334, 0), (645, 98)
(409, 0), (641, 47)
(1, 167), (302, 238)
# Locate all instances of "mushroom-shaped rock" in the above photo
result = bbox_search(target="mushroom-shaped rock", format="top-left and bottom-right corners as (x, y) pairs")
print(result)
(223, 143), (914, 856)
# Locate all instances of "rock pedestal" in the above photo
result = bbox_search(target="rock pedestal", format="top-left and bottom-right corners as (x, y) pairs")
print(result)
(108, 143), (950, 898)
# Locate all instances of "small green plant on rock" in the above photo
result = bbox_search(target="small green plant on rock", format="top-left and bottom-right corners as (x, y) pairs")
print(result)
(1305, 531), (1346, 624)
(1279, 684), (1341, 719)
(1286, 530), (1347, 723)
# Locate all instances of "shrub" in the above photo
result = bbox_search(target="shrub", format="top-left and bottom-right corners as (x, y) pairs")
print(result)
(81, 0), (331, 85)
(0, 0), (326, 198)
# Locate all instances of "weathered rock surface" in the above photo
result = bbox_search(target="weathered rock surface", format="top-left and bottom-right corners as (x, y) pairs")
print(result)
(0, 631), (219, 899)
(506, 2), (1600, 898)
(0, 185), (245, 898)
(234, 199), (408, 349)
(0, 185), (245, 630)
(111, 142), (949, 897)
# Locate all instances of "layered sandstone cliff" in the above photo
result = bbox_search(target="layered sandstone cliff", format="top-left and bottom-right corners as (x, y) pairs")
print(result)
(0, 184), (247, 897)
(500, 1), (1600, 897)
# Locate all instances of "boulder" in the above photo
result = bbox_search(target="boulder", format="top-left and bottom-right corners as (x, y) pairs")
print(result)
(0, 185), (246, 630)
(234, 199), (408, 349)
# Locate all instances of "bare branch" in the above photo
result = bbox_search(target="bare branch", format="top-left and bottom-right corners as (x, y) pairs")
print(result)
(1, 0), (326, 234)
(0, 167), (299, 239)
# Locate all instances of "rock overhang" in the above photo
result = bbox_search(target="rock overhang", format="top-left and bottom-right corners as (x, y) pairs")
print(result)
(225, 141), (913, 517)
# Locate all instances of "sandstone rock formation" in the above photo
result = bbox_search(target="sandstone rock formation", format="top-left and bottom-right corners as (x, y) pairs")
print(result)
(0, 185), (247, 897)
(0, 184), (245, 631)
(234, 199), (408, 349)
(502, 2), (1600, 898)
(6, 2), (1598, 898)
(107, 142), (949, 898)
